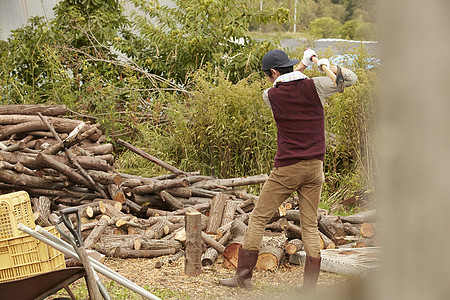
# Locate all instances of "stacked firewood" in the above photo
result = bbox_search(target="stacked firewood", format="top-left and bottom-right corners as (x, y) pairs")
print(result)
(0, 105), (379, 273)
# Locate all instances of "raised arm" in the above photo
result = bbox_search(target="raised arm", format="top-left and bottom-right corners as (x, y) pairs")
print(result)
(313, 66), (358, 105)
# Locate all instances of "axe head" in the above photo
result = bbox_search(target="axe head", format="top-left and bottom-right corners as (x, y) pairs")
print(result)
(336, 65), (345, 93)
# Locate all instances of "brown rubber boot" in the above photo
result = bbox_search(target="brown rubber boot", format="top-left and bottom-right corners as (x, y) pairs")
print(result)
(302, 256), (322, 290)
(219, 248), (259, 289)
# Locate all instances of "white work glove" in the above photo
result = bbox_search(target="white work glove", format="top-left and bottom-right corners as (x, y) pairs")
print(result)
(317, 58), (330, 72)
(301, 48), (317, 67)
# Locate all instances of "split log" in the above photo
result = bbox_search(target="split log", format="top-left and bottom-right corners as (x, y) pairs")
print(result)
(235, 191), (258, 212)
(205, 193), (227, 234)
(220, 200), (238, 227)
(222, 236), (243, 269)
(319, 231), (336, 249)
(184, 211), (202, 276)
(107, 184), (126, 203)
(340, 209), (378, 224)
(285, 239), (303, 255)
(31, 196), (52, 227)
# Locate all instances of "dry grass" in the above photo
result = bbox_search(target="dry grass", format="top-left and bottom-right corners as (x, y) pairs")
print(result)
(48, 255), (352, 300)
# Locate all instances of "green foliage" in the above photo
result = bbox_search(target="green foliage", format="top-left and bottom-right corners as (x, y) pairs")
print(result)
(0, 0), (378, 209)
(308, 17), (341, 38)
(124, 0), (289, 83)
(322, 46), (378, 205)
(354, 21), (378, 41)
(118, 69), (277, 179)
(339, 19), (377, 40)
(339, 19), (359, 39)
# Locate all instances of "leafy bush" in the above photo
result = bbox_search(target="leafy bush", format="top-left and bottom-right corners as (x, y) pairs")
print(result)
(308, 17), (341, 39)
(355, 21), (378, 41)
(118, 69), (277, 179)
(339, 19), (359, 39)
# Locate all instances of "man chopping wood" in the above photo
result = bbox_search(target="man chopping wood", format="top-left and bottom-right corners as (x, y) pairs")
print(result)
(220, 49), (357, 290)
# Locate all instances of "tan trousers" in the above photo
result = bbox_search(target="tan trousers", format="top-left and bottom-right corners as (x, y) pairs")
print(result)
(243, 159), (324, 258)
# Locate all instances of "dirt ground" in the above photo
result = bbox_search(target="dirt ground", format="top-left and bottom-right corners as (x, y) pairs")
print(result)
(50, 254), (357, 300)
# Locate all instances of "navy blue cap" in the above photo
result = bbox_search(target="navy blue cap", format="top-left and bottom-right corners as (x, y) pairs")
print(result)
(262, 49), (299, 71)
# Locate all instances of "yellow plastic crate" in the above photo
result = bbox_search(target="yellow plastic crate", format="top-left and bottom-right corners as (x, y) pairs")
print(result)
(0, 191), (35, 239)
(0, 226), (66, 283)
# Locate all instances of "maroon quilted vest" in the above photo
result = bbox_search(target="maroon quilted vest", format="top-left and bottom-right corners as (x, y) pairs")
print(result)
(268, 78), (325, 167)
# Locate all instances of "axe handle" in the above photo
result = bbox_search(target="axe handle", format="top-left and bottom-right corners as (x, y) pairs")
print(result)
(311, 56), (337, 86)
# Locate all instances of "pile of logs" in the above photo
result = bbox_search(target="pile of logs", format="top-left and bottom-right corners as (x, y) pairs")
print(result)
(0, 105), (379, 275)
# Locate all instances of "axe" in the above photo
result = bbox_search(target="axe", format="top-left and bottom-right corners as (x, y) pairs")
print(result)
(311, 55), (345, 93)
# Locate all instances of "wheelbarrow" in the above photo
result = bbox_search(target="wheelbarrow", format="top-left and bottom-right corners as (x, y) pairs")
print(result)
(0, 266), (86, 300)
(0, 207), (161, 300)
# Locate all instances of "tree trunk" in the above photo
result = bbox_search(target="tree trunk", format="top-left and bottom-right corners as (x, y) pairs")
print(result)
(184, 211), (203, 276)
